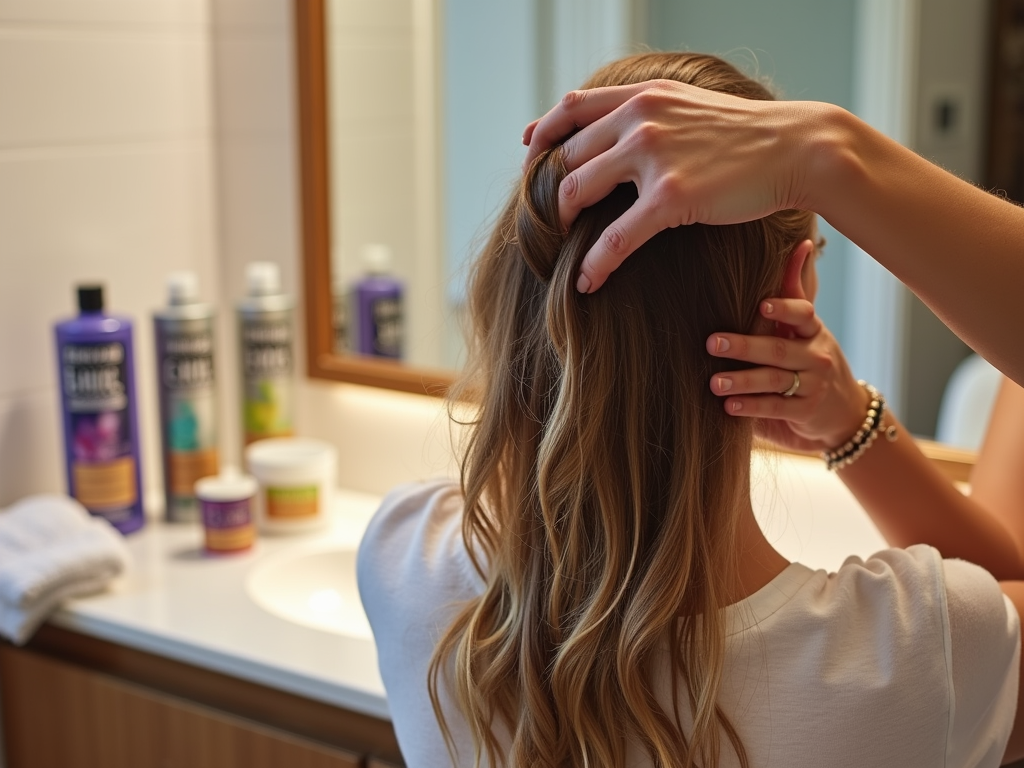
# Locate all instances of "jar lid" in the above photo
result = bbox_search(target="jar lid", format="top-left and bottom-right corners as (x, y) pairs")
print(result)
(245, 438), (336, 470)
(195, 469), (258, 502)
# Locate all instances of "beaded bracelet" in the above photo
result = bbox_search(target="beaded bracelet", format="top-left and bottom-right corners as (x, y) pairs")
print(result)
(822, 381), (898, 471)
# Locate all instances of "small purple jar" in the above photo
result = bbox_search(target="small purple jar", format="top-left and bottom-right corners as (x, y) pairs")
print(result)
(194, 471), (258, 554)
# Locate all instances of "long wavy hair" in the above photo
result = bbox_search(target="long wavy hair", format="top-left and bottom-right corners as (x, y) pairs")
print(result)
(430, 52), (815, 767)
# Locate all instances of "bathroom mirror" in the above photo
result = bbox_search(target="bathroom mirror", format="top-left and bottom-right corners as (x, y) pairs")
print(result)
(296, 0), (998, 451)
(297, 0), (644, 396)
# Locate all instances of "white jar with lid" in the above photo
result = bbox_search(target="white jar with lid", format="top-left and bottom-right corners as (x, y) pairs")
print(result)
(244, 438), (336, 533)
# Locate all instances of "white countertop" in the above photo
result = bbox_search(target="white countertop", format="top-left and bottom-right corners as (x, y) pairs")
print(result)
(50, 452), (892, 723)
(50, 488), (392, 720)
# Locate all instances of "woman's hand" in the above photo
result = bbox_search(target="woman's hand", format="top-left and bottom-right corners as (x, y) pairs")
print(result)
(522, 80), (839, 293)
(705, 298), (867, 453)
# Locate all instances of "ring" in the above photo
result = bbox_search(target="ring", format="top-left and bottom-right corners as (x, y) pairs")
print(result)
(781, 371), (800, 397)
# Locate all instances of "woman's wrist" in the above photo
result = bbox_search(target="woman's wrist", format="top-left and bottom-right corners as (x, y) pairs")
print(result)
(820, 380), (874, 450)
(791, 102), (864, 218)
(824, 382), (899, 470)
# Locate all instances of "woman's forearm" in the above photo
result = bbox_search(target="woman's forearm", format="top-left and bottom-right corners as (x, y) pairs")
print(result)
(837, 410), (1024, 580)
(969, 378), (1024, 538)
(808, 106), (1024, 385)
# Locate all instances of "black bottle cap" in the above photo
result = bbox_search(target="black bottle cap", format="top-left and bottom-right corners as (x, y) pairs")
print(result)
(77, 285), (104, 313)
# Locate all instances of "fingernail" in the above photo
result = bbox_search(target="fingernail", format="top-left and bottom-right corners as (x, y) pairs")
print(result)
(576, 274), (592, 293)
(717, 377), (733, 392)
(715, 336), (730, 353)
(731, 401), (743, 413)
(763, 301), (774, 315)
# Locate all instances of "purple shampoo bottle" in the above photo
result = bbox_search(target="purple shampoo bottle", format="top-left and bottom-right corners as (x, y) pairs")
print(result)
(352, 244), (403, 358)
(55, 285), (145, 534)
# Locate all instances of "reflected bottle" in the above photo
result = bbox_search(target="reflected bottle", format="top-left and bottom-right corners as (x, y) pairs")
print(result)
(351, 244), (403, 359)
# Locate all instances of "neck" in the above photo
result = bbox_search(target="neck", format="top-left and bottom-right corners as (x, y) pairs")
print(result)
(723, 489), (791, 606)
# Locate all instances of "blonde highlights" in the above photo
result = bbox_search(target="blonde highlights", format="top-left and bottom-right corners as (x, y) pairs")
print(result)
(430, 52), (814, 767)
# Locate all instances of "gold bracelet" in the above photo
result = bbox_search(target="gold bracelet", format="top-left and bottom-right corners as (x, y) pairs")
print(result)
(823, 381), (898, 471)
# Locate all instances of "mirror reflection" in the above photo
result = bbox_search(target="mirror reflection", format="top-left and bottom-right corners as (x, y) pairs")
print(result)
(316, 0), (999, 444)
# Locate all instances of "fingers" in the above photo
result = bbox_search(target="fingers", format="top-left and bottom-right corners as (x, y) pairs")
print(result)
(523, 83), (652, 167)
(705, 332), (817, 370)
(719, 394), (811, 420)
(522, 119), (540, 146)
(710, 367), (810, 398)
(576, 201), (670, 293)
(760, 298), (820, 339)
(556, 122), (629, 229)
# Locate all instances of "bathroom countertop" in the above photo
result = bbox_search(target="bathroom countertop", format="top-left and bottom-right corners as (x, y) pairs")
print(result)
(49, 488), (392, 720)
(48, 452), (893, 724)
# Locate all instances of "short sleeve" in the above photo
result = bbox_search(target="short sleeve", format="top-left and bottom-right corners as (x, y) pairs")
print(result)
(943, 558), (1020, 767)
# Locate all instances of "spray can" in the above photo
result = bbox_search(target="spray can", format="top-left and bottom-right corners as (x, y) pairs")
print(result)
(154, 272), (219, 522)
(238, 262), (294, 446)
(54, 285), (145, 534)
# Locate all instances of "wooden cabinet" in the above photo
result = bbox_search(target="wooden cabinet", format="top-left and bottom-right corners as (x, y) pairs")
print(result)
(0, 626), (404, 768)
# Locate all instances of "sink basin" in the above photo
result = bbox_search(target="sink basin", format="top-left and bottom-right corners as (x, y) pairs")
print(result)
(246, 546), (372, 640)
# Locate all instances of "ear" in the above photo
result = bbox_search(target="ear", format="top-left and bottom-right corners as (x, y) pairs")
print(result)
(780, 239), (815, 301)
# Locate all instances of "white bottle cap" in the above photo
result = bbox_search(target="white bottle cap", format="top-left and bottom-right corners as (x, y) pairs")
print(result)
(362, 244), (392, 275)
(246, 262), (281, 297)
(167, 271), (199, 306)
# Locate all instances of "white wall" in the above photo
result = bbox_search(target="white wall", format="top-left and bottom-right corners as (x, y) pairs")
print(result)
(0, 0), (220, 509)
(209, 0), (303, 471)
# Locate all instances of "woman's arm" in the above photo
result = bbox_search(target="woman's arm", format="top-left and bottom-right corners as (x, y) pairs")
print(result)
(524, 82), (1024, 384)
(710, 299), (1024, 762)
(971, 379), (1024, 534)
(708, 299), (1024, 580)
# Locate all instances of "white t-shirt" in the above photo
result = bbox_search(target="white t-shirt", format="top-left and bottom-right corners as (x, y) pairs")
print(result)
(357, 479), (1021, 768)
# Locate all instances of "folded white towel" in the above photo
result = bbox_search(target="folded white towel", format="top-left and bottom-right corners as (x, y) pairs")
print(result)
(0, 494), (130, 644)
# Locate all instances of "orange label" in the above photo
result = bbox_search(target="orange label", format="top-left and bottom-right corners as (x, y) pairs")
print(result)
(266, 485), (318, 519)
(204, 525), (255, 553)
(169, 449), (219, 496)
(244, 428), (293, 447)
(73, 457), (137, 509)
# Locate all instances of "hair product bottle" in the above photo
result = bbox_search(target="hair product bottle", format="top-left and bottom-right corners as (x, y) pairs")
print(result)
(238, 262), (294, 447)
(352, 244), (403, 359)
(153, 272), (219, 522)
(54, 285), (145, 534)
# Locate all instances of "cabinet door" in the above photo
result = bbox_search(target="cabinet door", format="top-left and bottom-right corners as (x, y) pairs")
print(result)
(0, 646), (361, 768)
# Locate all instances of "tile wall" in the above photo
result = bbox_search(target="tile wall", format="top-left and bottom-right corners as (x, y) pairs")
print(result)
(0, 0), (455, 512)
(0, 0), (220, 509)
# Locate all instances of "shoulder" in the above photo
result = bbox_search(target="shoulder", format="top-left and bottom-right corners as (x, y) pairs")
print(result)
(827, 546), (1019, 765)
(355, 480), (485, 763)
(356, 479), (482, 635)
(814, 545), (1013, 649)
(825, 545), (1015, 647)
(769, 546), (1005, 688)
(794, 545), (950, 629)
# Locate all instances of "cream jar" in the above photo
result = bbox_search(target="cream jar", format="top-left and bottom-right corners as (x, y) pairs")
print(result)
(194, 469), (258, 554)
(244, 438), (336, 533)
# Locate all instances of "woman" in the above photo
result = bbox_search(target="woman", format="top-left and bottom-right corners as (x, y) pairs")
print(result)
(358, 53), (1020, 767)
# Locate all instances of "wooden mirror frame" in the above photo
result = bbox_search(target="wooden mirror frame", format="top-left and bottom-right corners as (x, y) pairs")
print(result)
(294, 0), (456, 398)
